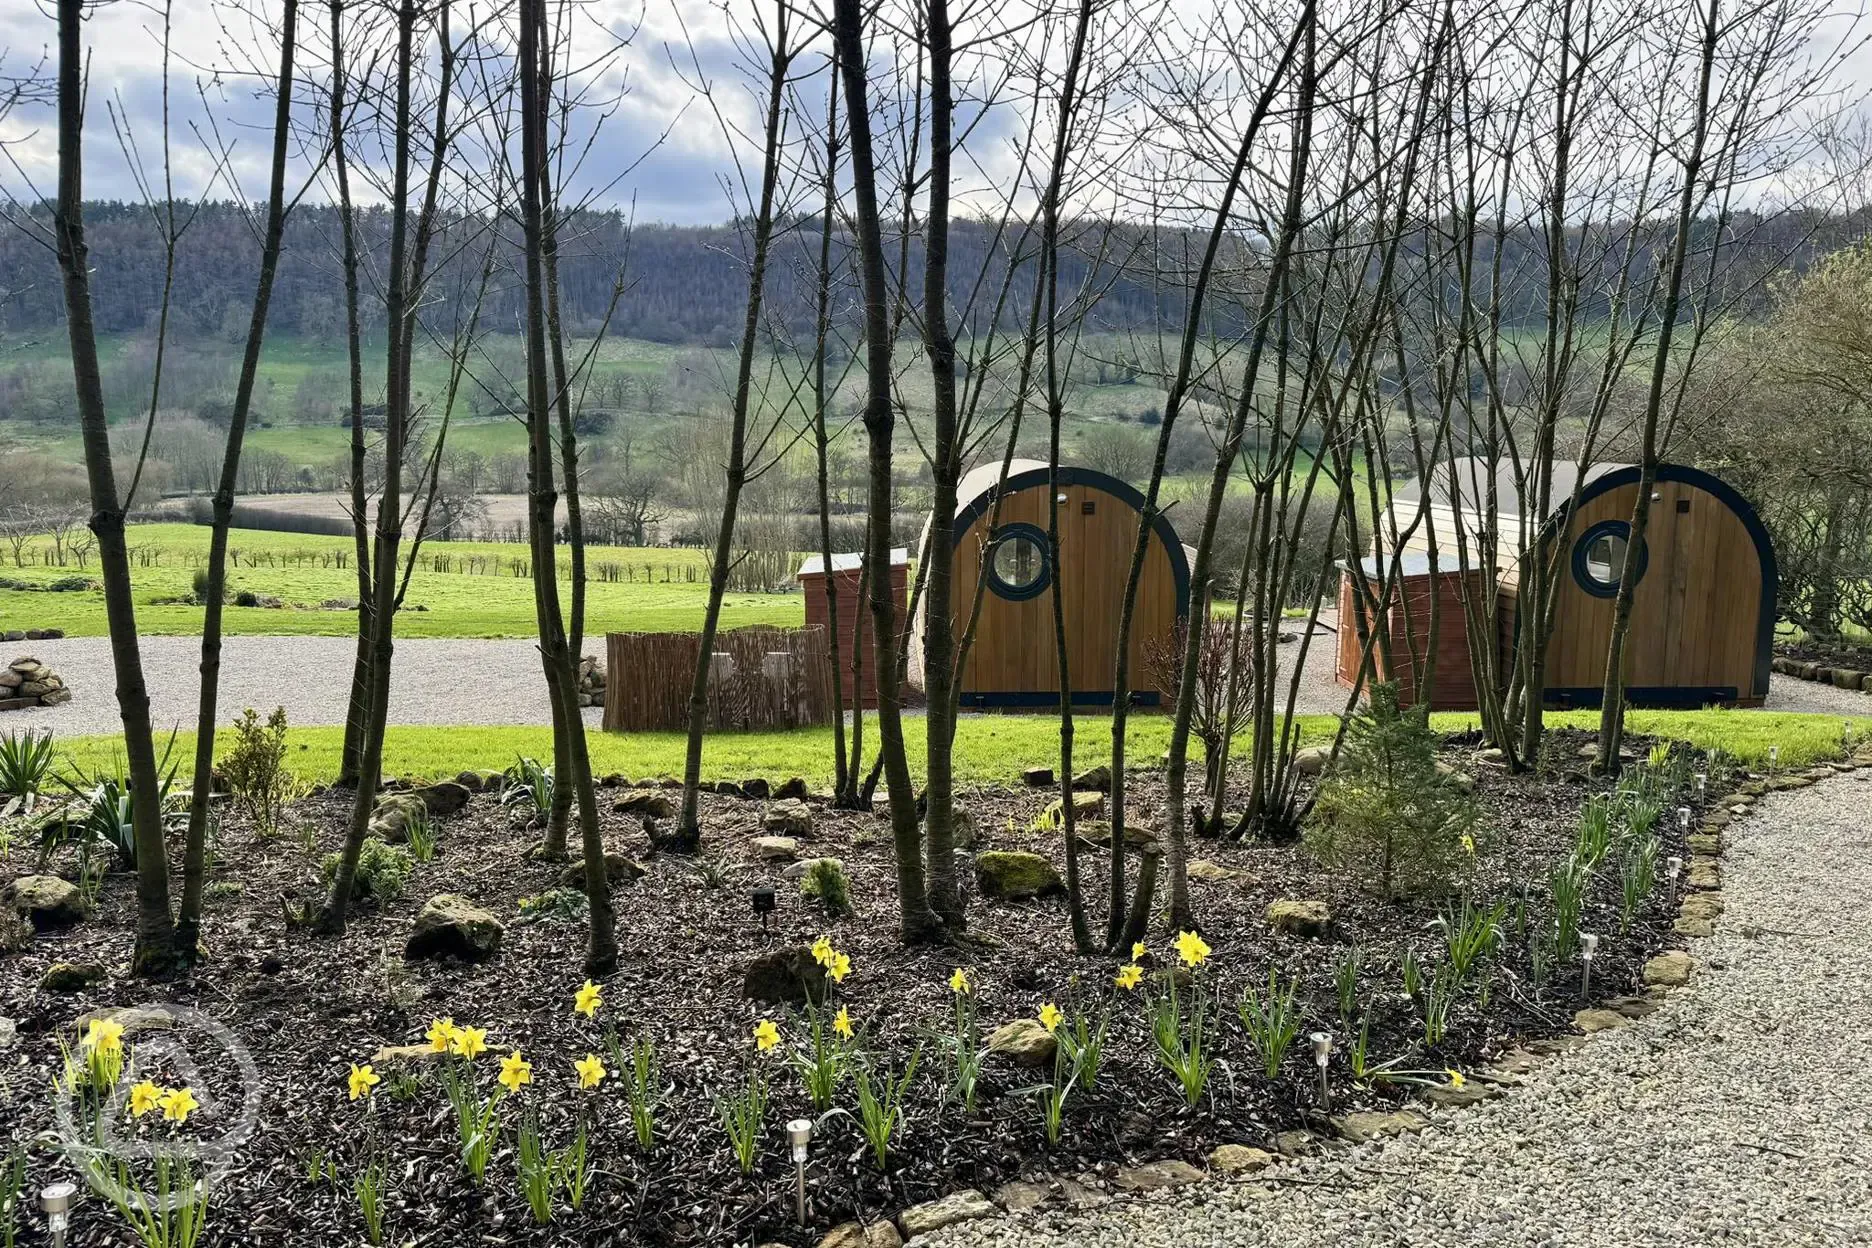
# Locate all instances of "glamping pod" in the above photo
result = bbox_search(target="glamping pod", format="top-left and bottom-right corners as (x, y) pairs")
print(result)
(915, 459), (1192, 707)
(1337, 459), (1777, 710)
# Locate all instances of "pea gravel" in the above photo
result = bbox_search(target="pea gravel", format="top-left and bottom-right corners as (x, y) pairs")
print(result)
(927, 769), (1872, 1248)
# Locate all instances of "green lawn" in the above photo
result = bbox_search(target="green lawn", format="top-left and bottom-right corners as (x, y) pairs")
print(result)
(0, 523), (803, 638)
(46, 708), (1868, 789)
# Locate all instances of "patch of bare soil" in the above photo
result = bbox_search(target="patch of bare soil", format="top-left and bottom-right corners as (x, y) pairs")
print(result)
(0, 730), (1720, 1247)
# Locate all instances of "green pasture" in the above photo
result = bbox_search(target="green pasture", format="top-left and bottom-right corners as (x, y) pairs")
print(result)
(0, 523), (803, 638)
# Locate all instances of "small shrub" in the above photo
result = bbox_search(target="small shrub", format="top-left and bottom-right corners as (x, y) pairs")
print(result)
(220, 707), (295, 837)
(500, 756), (554, 822)
(403, 809), (437, 862)
(321, 839), (411, 904)
(0, 729), (55, 806)
(799, 858), (852, 915)
(192, 568), (213, 604)
(1237, 967), (1302, 1079)
(1305, 682), (1480, 899)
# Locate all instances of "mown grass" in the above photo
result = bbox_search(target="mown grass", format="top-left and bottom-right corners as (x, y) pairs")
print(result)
(45, 708), (1868, 788)
(0, 523), (803, 638)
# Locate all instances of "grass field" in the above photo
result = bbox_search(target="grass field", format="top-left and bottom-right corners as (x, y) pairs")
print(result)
(44, 708), (1869, 789)
(0, 523), (803, 638)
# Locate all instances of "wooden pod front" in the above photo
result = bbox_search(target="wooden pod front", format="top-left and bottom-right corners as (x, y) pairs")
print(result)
(941, 462), (1191, 707)
(1539, 465), (1775, 707)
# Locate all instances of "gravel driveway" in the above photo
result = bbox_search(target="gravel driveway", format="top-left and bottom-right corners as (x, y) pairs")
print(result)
(931, 769), (1872, 1248)
(3, 636), (601, 735)
(1, 625), (1855, 738)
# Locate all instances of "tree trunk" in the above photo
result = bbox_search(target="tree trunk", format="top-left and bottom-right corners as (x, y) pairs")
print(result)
(55, 0), (176, 975)
(177, 0), (300, 960)
(675, 6), (793, 852)
(833, 0), (939, 942)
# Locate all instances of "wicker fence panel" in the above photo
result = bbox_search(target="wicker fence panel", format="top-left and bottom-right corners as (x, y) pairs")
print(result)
(603, 626), (834, 732)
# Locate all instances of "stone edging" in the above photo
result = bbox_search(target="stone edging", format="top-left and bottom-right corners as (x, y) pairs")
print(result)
(800, 751), (1872, 1248)
(1772, 654), (1872, 696)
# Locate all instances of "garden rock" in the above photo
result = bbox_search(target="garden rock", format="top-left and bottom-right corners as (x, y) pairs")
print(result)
(754, 836), (800, 862)
(1116, 1160), (1204, 1192)
(1689, 858), (1722, 889)
(558, 853), (646, 890)
(1208, 1144), (1275, 1175)
(741, 944), (828, 1006)
(974, 851), (1063, 900)
(715, 780), (747, 799)
(764, 798), (814, 837)
(4, 874), (86, 928)
(39, 961), (106, 993)
(775, 777), (809, 800)
(414, 781), (472, 816)
(1643, 950), (1695, 987)
(1688, 833), (1722, 854)
(1573, 1007), (1631, 1033)
(1832, 668), (1866, 690)
(1075, 820), (1158, 851)
(1293, 745), (1333, 776)
(818, 1221), (901, 1248)
(1424, 1081), (1498, 1107)
(1071, 765), (1111, 792)
(454, 769), (505, 792)
(405, 894), (504, 962)
(1673, 917), (1716, 938)
(986, 1018), (1058, 1067)
(1022, 766), (1054, 787)
(742, 778), (771, 799)
(782, 855), (843, 882)
(899, 1190), (996, 1238)
(1266, 898), (1331, 938)
(1680, 893), (1724, 920)
(615, 791), (674, 820)
(1333, 1109), (1429, 1144)
(1187, 859), (1240, 883)
(1435, 761), (1478, 793)
(370, 1042), (446, 1069)
(369, 793), (429, 842)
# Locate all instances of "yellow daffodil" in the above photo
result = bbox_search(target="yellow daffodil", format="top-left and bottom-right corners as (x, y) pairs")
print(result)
(1460, 833), (1476, 856)
(1174, 929), (1211, 969)
(347, 1063), (381, 1102)
(949, 967), (972, 995)
(1115, 963), (1143, 991)
(158, 1087), (200, 1124)
(833, 1006), (854, 1040)
(83, 1018), (125, 1054)
(127, 1080), (162, 1118)
(425, 1016), (458, 1053)
(1446, 1068), (1466, 1089)
(451, 1025), (488, 1061)
(498, 1049), (532, 1094)
(574, 1053), (607, 1089)
(811, 935), (834, 966)
(1131, 941), (1148, 961)
(1038, 1002), (1063, 1033)
(827, 951), (852, 983)
(574, 980), (603, 1019)
(753, 1019), (781, 1052)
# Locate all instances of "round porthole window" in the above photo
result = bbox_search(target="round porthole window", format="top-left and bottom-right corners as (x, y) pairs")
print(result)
(986, 523), (1051, 601)
(1571, 519), (1647, 598)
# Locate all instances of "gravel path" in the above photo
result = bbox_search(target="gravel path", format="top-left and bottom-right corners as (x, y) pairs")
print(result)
(2, 624), (1854, 737)
(4, 636), (601, 735)
(929, 769), (1872, 1248)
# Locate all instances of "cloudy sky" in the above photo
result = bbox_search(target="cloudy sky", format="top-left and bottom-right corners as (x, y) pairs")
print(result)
(0, 0), (792, 224)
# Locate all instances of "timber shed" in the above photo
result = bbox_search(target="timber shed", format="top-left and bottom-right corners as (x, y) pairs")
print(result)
(1337, 459), (1777, 710)
(796, 548), (908, 710)
(913, 459), (1193, 707)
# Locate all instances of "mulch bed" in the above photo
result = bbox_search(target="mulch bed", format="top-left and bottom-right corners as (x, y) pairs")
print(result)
(0, 728), (1722, 1247)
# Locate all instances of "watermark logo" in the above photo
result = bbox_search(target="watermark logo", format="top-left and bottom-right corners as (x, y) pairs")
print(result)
(52, 1004), (260, 1214)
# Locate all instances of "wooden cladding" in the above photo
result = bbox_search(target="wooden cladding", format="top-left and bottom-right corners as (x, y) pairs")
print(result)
(1336, 568), (1487, 711)
(950, 478), (1183, 701)
(602, 626), (836, 732)
(798, 564), (909, 710)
